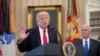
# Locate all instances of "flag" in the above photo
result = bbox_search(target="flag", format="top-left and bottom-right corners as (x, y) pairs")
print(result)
(0, 0), (4, 56)
(66, 0), (80, 43)
(0, 0), (16, 56)
(0, 32), (16, 56)
(0, 0), (3, 34)
(0, 35), (4, 44)
(2, 0), (10, 33)
(0, 0), (16, 33)
(2, 32), (16, 56)
(3, 32), (15, 44)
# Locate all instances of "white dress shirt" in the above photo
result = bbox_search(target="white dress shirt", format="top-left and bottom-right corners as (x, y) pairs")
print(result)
(39, 27), (49, 45)
(82, 38), (90, 50)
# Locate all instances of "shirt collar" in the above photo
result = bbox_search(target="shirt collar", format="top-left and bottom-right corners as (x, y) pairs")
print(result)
(82, 37), (90, 42)
(39, 26), (48, 32)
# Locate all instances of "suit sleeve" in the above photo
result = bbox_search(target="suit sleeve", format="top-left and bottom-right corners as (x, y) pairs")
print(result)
(17, 29), (32, 52)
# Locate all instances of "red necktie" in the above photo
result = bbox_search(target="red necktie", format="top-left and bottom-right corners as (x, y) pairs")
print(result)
(43, 29), (47, 45)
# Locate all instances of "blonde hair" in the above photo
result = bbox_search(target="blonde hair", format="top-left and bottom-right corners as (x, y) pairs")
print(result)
(36, 11), (50, 22)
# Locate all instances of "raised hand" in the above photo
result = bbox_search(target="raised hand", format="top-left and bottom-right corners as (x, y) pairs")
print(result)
(19, 26), (30, 42)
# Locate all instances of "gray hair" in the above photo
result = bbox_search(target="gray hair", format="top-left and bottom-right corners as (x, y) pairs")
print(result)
(82, 24), (91, 31)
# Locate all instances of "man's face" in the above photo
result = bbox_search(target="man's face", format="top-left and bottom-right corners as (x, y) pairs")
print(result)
(38, 14), (50, 29)
(81, 26), (91, 39)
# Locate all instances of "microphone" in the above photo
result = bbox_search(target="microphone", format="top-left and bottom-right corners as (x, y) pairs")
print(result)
(48, 25), (56, 31)
(48, 25), (62, 44)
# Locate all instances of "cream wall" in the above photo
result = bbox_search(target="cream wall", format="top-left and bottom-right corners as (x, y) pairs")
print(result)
(14, 0), (87, 56)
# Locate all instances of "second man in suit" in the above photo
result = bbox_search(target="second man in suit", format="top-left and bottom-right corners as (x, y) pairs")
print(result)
(74, 25), (100, 56)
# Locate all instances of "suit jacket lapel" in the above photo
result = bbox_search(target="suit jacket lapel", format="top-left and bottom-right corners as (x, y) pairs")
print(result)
(75, 39), (85, 56)
(48, 29), (53, 42)
(35, 28), (41, 45)
(81, 39), (86, 55)
(88, 39), (93, 54)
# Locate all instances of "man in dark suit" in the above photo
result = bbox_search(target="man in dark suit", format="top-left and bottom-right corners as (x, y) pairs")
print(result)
(17, 11), (58, 52)
(74, 25), (100, 56)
